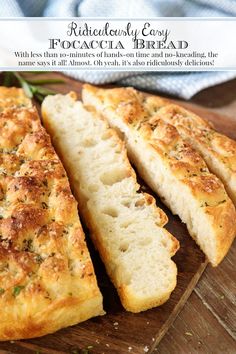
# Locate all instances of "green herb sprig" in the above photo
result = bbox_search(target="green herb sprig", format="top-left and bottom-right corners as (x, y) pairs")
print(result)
(2, 72), (64, 103)
(12, 285), (25, 297)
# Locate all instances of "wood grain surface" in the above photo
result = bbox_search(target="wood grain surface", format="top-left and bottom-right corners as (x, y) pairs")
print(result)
(0, 73), (235, 354)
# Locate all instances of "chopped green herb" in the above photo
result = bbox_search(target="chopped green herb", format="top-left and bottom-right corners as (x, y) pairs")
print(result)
(13, 285), (25, 297)
(218, 200), (226, 204)
(0, 288), (5, 295)
(35, 254), (43, 264)
(41, 202), (48, 209)
(22, 238), (33, 252)
(42, 180), (48, 187)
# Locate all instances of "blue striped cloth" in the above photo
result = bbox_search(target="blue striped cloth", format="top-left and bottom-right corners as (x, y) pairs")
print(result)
(1, 0), (236, 99)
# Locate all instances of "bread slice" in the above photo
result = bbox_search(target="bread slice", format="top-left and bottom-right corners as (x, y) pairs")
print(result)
(0, 103), (103, 340)
(0, 87), (32, 112)
(141, 97), (236, 206)
(42, 93), (179, 313)
(82, 85), (236, 267)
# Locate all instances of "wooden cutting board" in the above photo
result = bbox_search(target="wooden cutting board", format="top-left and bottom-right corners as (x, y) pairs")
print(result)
(1, 72), (235, 354)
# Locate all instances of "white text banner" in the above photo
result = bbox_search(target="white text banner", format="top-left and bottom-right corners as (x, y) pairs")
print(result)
(0, 18), (235, 71)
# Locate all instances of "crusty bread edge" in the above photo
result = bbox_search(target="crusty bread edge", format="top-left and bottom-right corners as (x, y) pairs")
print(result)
(0, 295), (103, 341)
(0, 99), (104, 341)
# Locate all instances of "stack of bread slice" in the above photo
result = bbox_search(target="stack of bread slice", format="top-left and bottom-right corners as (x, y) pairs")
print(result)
(82, 85), (236, 267)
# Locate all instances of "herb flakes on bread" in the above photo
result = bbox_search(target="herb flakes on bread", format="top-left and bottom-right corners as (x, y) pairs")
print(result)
(0, 88), (103, 341)
(82, 85), (236, 266)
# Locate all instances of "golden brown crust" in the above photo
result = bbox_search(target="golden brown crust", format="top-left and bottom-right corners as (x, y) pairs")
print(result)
(147, 101), (236, 171)
(82, 84), (236, 266)
(0, 95), (103, 340)
(0, 87), (32, 112)
(141, 98), (236, 204)
(83, 85), (231, 208)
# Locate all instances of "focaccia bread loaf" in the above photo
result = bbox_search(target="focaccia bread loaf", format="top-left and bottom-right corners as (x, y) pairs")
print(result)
(42, 93), (179, 313)
(0, 99), (103, 340)
(142, 97), (236, 206)
(0, 87), (32, 112)
(82, 85), (236, 267)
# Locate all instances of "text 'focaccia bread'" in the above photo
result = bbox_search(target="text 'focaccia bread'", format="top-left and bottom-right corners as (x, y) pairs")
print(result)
(42, 93), (179, 313)
(0, 90), (103, 341)
(82, 85), (236, 267)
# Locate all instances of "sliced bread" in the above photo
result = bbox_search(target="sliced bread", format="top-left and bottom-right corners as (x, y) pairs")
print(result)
(0, 103), (103, 340)
(82, 85), (236, 266)
(42, 93), (179, 313)
(144, 97), (236, 206)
